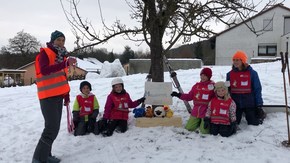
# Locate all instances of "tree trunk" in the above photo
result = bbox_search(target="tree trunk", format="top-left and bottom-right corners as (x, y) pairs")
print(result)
(150, 40), (163, 82)
(147, 0), (164, 82)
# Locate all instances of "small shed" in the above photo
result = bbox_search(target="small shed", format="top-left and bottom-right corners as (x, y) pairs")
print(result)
(0, 69), (26, 87)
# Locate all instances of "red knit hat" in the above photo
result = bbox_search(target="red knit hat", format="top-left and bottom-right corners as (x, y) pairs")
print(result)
(200, 67), (212, 79)
(232, 50), (248, 63)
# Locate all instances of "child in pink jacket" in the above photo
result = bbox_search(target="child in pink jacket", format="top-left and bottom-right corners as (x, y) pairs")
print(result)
(99, 78), (145, 137)
(171, 68), (215, 134)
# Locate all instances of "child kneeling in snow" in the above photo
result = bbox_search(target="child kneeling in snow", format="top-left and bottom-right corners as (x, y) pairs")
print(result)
(204, 81), (237, 137)
(72, 81), (100, 136)
(97, 78), (145, 137)
(171, 68), (215, 134)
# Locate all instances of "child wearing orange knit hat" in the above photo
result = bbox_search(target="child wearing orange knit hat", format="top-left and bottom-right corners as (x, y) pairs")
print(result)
(226, 50), (265, 127)
(232, 50), (248, 63)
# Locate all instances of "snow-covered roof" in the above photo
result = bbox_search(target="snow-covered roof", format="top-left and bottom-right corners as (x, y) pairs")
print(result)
(76, 58), (103, 71)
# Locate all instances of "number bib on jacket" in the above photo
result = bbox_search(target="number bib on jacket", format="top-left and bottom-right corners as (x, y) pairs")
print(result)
(112, 93), (130, 112)
(230, 70), (251, 94)
(77, 94), (94, 116)
(210, 97), (232, 125)
(193, 82), (214, 105)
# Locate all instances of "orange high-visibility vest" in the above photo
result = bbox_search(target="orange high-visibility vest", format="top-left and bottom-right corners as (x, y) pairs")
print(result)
(35, 48), (70, 99)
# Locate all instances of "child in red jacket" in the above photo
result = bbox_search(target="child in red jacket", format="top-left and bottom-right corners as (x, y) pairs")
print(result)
(100, 78), (145, 137)
(204, 81), (237, 137)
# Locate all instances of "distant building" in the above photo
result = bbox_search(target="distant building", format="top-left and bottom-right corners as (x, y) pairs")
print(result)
(16, 58), (103, 86)
(0, 69), (26, 87)
(215, 4), (290, 65)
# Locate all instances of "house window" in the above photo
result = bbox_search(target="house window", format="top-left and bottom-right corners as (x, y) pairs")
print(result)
(258, 44), (277, 56)
(263, 19), (273, 31)
(284, 17), (290, 35)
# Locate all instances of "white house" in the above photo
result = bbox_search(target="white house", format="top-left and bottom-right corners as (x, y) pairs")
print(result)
(215, 4), (290, 65)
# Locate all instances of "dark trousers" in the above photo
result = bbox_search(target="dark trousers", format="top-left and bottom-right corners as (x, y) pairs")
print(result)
(236, 107), (259, 126)
(33, 95), (63, 162)
(74, 118), (96, 136)
(104, 119), (127, 136)
(210, 123), (235, 137)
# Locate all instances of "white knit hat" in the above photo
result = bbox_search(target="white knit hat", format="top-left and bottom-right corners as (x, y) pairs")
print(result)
(111, 78), (124, 86)
(214, 81), (230, 100)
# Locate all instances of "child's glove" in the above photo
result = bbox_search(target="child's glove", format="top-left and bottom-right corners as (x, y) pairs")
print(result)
(137, 97), (146, 104)
(256, 105), (266, 123)
(91, 110), (99, 119)
(203, 117), (210, 129)
(171, 91), (181, 98)
(231, 121), (237, 134)
(72, 111), (80, 122)
(64, 93), (70, 106)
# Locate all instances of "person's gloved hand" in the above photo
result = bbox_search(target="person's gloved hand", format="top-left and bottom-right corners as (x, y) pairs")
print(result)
(64, 93), (70, 106)
(171, 91), (181, 98)
(203, 117), (210, 129)
(256, 105), (266, 121)
(72, 111), (80, 122)
(231, 121), (237, 133)
(137, 97), (146, 104)
(66, 57), (77, 67)
(91, 110), (99, 119)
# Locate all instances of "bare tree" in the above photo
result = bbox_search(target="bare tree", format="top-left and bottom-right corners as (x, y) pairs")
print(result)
(8, 30), (41, 55)
(61, 0), (281, 82)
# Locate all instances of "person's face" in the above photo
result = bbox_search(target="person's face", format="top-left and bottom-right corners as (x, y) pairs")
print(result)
(113, 84), (123, 93)
(53, 37), (65, 48)
(81, 85), (91, 96)
(200, 74), (209, 82)
(216, 88), (227, 97)
(233, 59), (243, 69)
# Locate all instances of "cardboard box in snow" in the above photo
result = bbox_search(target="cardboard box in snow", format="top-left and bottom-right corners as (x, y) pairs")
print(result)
(136, 82), (181, 128)
(135, 116), (182, 128)
(144, 82), (172, 105)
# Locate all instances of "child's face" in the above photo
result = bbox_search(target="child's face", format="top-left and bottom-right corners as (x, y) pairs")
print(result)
(81, 85), (91, 95)
(113, 84), (123, 93)
(53, 37), (65, 48)
(216, 88), (227, 97)
(233, 59), (243, 69)
(200, 74), (209, 82)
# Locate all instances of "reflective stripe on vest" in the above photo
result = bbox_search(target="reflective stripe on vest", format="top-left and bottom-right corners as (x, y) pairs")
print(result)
(35, 48), (70, 99)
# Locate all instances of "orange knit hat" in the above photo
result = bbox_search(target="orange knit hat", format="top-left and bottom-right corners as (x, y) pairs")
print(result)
(232, 50), (248, 63)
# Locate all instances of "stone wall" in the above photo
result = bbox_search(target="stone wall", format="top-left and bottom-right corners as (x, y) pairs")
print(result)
(129, 59), (203, 74)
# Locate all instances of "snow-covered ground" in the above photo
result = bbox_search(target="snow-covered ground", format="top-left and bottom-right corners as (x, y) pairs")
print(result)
(1, 61), (290, 163)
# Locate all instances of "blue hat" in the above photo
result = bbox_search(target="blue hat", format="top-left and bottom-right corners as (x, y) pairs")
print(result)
(50, 30), (65, 42)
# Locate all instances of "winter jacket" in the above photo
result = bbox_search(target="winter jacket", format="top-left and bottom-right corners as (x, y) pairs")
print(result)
(226, 65), (263, 109)
(103, 90), (139, 120)
(38, 43), (67, 75)
(73, 93), (99, 121)
(205, 97), (236, 125)
(179, 80), (215, 118)
(35, 43), (69, 99)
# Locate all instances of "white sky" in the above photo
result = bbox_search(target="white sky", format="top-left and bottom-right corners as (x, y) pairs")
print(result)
(0, 0), (289, 53)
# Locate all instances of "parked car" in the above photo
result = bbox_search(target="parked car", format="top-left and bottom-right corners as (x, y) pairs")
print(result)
(3, 76), (14, 86)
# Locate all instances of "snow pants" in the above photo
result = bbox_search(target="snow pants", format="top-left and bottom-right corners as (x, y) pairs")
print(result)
(185, 116), (209, 134)
(33, 95), (63, 162)
(210, 123), (235, 137)
(74, 118), (96, 136)
(236, 107), (259, 125)
(103, 119), (127, 136)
